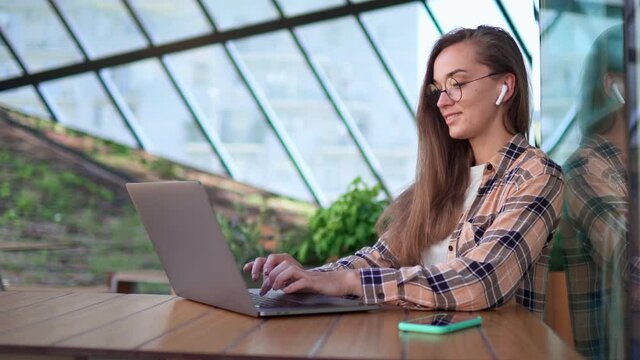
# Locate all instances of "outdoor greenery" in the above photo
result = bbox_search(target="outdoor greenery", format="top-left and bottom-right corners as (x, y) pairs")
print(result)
(289, 177), (388, 264)
(0, 109), (389, 289)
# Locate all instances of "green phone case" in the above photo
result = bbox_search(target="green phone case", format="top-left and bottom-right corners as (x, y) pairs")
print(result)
(397, 316), (482, 334)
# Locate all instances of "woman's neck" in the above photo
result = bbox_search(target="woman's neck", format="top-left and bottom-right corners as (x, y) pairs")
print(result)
(469, 127), (514, 165)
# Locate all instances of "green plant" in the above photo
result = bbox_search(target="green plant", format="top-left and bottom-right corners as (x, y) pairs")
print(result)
(306, 177), (388, 263)
(216, 211), (266, 266)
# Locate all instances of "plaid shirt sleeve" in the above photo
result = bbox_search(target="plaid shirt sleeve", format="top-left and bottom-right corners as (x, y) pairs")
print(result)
(310, 238), (398, 272)
(357, 170), (563, 310)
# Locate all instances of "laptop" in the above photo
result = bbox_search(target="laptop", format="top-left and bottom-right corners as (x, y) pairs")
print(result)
(126, 181), (379, 317)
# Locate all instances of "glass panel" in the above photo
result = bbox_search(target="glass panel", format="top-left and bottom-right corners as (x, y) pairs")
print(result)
(167, 45), (312, 201)
(128, 0), (211, 45)
(0, 37), (22, 80)
(276, 0), (345, 17)
(540, 13), (620, 163)
(499, 0), (538, 52)
(201, 0), (278, 31)
(361, 2), (440, 109)
(105, 59), (223, 173)
(0, 86), (51, 119)
(233, 31), (376, 201)
(39, 73), (137, 147)
(297, 17), (417, 195)
(541, 2), (629, 359)
(55, 0), (146, 58)
(0, 0), (83, 72)
(428, 0), (514, 39)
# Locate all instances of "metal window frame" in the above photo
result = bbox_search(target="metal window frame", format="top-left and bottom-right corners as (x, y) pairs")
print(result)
(0, 0), (535, 205)
(121, 0), (237, 177)
(271, 0), (395, 199)
(196, 0), (327, 206)
(0, 30), (59, 122)
(46, 0), (151, 150)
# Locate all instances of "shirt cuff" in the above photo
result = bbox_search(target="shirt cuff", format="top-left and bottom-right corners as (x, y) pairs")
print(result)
(359, 267), (401, 304)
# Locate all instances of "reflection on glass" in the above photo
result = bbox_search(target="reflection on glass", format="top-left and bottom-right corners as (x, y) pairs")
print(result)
(201, 0), (278, 31)
(556, 24), (628, 359)
(105, 59), (222, 173)
(56, 0), (146, 58)
(0, 0), (82, 72)
(234, 31), (376, 201)
(297, 17), (417, 195)
(40, 73), (137, 147)
(541, 13), (619, 163)
(129, 0), (211, 44)
(276, 0), (345, 17)
(167, 45), (312, 201)
(0, 86), (51, 119)
(361, 2), (439, 110)
(0, 38), (22, 80)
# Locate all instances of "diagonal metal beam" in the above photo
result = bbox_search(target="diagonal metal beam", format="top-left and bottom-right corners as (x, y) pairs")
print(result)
(270, 0), (393, 199)
(0, 30), (59, 122)
(46, 0), (149, 150)
(494, 0), (532, 65)
(121, 0), (238, 178)
(196, 0), (328, 206)
(349, 0), (416, 120)
(0, 0), (420, 91)
(422, 0), (443, 35)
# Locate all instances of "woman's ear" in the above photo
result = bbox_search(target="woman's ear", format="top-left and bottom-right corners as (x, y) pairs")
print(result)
(499, 73), (517, 104)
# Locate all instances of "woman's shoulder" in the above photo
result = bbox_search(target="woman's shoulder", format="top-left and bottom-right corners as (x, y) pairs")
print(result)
(508, 144), (564, 184)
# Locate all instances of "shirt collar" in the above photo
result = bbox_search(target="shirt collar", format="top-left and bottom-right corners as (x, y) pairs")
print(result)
(484, 133), (530, 176)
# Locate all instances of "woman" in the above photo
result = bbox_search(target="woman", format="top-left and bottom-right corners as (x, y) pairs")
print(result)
(244, 26), (564, 316)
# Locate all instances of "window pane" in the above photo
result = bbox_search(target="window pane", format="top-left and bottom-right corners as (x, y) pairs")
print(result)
(56, 0), (146, 58)
(499, 1), (538, 53)
(0, 37), (22, 80)
(0, 0), (82, 72)
(298, 17), (417, 195)
(105, 59), (223, 173)
(128, 0), (211, 44)
(276, 0), (345, 17)
(234, 31), (377, 201)
(40, 73), (137, 147)
(429, 0), (513, 36)
(361, 2), (440, 109)
(201, 0), (278, 31)
(167, 45), (313, 201)
(0, 86), (51, 119)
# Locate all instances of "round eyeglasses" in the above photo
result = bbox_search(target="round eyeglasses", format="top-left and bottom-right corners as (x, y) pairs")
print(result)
(427, 72), (499, 104)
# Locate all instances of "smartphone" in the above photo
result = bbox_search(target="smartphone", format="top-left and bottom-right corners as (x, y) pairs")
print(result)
(398, 313), (482, 334)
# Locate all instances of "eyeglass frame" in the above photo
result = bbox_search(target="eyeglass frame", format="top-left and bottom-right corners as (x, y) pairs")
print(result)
(427, 72), (501, 104)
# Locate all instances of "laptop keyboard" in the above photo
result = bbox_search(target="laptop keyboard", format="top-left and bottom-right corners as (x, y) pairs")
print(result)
(249, 292), (297, 308)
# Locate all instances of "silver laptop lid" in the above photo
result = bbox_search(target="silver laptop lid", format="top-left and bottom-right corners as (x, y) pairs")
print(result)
(126, 181), (258, 317)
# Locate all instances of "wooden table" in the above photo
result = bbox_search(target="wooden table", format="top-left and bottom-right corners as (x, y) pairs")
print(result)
(0, 291), (581, 359)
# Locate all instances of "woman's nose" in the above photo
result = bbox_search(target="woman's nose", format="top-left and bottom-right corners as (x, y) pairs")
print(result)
(436, 91), (454, 108)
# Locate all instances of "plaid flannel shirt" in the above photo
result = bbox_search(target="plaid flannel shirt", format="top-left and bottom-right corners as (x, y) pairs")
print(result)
(560, 136), (628, 358)
(314, 133), (564, 316)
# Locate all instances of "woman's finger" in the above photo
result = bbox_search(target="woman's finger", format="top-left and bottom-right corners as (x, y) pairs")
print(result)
(271, 266), (299, 291)
(242, 261), (254, 273)
(282, 277), (309, 294)
(251, 257), (267, 282)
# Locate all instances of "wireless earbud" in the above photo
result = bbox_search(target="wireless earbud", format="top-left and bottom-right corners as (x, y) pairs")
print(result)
(611, 82), (626, 104)
(495, 84), (508, 106)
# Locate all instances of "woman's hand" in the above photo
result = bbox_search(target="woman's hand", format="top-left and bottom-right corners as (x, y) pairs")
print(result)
(243, 253), (303, 283)
(269, 267), (363, 298)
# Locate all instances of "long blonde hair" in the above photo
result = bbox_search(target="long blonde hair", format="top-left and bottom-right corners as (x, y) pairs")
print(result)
(376, 26), (531, 266)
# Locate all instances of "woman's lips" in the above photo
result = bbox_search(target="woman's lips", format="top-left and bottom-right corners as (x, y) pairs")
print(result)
(443, 112), (462, 125)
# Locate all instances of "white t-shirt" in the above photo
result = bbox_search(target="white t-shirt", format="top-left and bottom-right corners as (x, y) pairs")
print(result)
(421, 164), (485, 266)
